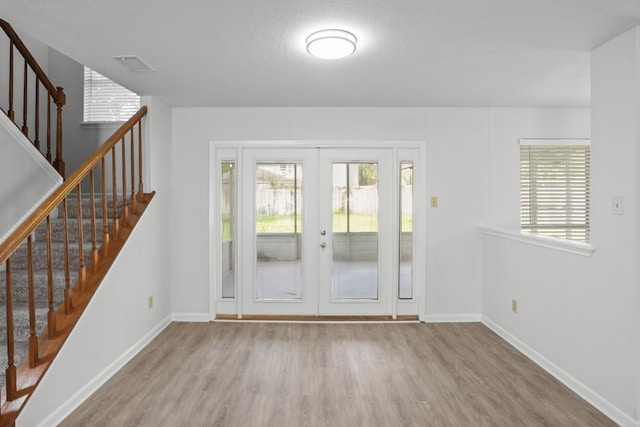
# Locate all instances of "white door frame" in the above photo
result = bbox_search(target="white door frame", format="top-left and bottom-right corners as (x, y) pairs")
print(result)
(209, 140), (427, 320)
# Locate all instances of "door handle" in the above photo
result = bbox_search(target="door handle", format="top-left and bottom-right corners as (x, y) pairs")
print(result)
(320, 229), (326, 236)
(320, 242), (327, 248)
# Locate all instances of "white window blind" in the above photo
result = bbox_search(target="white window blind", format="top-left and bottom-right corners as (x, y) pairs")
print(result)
(83, 66), (140, 122)
(520, 140), (591, 243)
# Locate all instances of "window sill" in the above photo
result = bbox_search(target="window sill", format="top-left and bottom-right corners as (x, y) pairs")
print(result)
(480, 227), (595, 257)
(80, 121), (126, 130)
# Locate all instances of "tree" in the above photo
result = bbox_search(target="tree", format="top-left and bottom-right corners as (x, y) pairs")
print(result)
(358, 163), (378, 186)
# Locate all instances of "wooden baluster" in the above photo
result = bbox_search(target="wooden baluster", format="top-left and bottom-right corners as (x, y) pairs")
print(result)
(53, 87), (65, 177)
(8, 40), (14, 121)
(5, 259), (17, 400)
(76, 186), (86, 290)
(46, 215), (56, 338)
(46, 94), (52, 163)
(22, 59), (28, 137)
(89, 170), (99, 273)
(101, 158), (110, 255)
(63, 199), (72, 314)
(27, 235), (38, 368)
(111, 147), (120, 241)
(121, 137), (129, 227)
(34, 77), (40, 151)
(137, 121), (144, 203)
(130, 128), (137, 214)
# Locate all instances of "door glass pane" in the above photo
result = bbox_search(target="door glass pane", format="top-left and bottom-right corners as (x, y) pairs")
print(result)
(399, 162), (413, 299)
(332, 163), (378, 300)
(221, 162), (236, 298)
(255, 163), (303, 299)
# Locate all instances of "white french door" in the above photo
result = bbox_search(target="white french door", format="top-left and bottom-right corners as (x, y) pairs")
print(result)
(317, 148), (393, 316)
(212, 143), (423, 319)
(241, 148), (318, 315)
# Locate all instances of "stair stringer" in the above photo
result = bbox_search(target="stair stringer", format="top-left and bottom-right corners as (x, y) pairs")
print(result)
(15, 196), (173, 427)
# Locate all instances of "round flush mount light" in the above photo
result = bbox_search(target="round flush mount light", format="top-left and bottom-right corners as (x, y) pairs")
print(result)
(306, 29), (357, 59)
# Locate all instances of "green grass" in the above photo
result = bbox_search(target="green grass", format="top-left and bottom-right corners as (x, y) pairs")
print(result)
(222, 215), (235, 240)
(256, 215), (302, 233)
(401, 213), (413, 232)
(253, 213), (413, 233)
(332, 213), (377, 232)
(332, 213), (413, 232)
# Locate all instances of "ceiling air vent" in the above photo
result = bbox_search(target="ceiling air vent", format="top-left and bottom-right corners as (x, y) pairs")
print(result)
(111, 55), (155, 73)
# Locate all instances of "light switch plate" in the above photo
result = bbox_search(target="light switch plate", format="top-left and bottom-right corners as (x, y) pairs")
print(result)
(612, 196), (624, 215)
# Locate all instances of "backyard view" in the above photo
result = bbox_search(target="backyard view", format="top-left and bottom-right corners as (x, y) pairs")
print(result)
(252, 162), (413, 233)
(220, 161), (415, 237)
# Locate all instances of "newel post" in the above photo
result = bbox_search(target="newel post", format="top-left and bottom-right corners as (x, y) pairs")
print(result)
(52, 86), (66, 178)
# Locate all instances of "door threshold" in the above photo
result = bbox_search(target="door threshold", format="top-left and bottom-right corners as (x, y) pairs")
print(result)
(215, 314), (420, 323)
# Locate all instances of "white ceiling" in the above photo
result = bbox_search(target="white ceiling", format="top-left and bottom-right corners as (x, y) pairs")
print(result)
(2, 0), (640, 108)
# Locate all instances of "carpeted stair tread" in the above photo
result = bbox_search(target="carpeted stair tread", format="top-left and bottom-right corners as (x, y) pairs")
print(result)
(65, 197), (125, 220)
(0, 347), (26, 373)
(0, 270), (75, 305)
(9, 242), (94, 271)
(34, 217), (106, 244)
(0, 307), (49, 347)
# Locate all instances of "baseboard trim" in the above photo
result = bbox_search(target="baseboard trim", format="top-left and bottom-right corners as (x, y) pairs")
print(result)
(172, 312), (210, 322)
(30, 314), (173, 427)
(424, 313), (482, 323)
(481, 316), (638, 427)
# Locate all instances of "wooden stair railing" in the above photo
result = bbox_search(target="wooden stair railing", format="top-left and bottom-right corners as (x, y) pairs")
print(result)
(0, 19), (66, 177)
(0, 106), (153, 427)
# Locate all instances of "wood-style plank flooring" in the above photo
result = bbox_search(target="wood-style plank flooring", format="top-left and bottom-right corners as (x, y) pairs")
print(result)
(60, 322), (614, 426)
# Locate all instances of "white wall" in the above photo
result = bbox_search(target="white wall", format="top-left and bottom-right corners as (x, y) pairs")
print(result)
(590, 27), (640, 424)
(636, 31), (640, 427)
(482, 31), (638, 425)
(170, 108), (491, 319)
(141, 96), (172, 315)
(0, 112), (62, 243)
(17, 96), (173, 427)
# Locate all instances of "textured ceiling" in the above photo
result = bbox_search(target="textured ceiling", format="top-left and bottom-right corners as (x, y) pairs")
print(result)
(1, 0), (640, 107)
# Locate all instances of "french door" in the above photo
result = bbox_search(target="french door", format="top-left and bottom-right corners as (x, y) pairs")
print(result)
(213, 143), (422, 319)
(317, 148), (392, 315)
(242, 148), (319, 315)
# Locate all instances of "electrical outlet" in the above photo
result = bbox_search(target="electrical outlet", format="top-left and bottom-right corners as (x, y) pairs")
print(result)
(431, 196), (438, 208)
(148, 296), (153, 309)
(512, 299), (518, 314)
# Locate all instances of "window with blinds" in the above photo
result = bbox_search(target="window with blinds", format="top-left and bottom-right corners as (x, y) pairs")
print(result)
(520, 140), (591, 243)
(83, 66), (140, 122)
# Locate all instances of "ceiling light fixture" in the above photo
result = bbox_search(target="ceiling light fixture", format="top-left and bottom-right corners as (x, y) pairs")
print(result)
(306, 29), (357, 59)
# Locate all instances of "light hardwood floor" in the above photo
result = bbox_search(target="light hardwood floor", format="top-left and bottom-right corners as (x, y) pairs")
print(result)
(60, 322), (614, 426)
